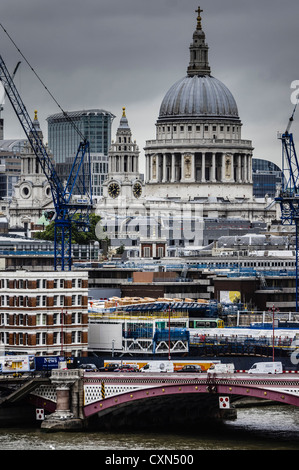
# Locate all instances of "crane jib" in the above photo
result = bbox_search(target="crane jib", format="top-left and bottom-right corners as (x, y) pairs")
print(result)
(0, 53), (92, 270)
(0, 55), (64, 197)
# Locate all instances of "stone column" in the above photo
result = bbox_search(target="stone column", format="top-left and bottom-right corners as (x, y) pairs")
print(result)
(221, 153), (225, 182)
(171, 154), (176, 182)
(237, 154), (241, 183)
(144, 155), (148, 182)
(162, 154), (167, 182)
(248, 154), (252, 183)
(244, 154), (248, 183)
(190, 153), (195, 182)
(180, 153), (184, 182)
(211, 153), (216, 182)
(129, 155), (133, 173)
(152, 155), (157, 181)
(201, 153), (206, 182)
(147, 155), (151, 182)
(157, 153), (162, 183)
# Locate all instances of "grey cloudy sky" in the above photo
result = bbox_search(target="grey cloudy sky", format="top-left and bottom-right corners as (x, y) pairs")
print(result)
(1, 0), (299, 170)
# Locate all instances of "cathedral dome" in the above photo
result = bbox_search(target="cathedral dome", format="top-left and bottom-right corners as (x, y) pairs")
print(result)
(157, 7), (240, 124)
(158, 74), (239, 122)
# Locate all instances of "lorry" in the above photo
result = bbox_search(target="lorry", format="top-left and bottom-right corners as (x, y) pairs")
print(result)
(140, 361), (174, 373)
(0, 355), (35, 374)
(207, 363), (235, 374)
(248, 361), (283, 374)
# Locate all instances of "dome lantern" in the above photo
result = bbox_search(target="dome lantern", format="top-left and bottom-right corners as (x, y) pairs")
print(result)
(187, 6), (211, 77)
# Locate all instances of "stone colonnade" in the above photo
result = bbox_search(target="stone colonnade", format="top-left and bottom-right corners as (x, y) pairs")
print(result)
(145, 151), (252, 184)
(109, 154), (139, 174)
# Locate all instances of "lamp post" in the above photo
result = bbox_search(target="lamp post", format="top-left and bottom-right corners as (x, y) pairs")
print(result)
(168, 306), (171, 361)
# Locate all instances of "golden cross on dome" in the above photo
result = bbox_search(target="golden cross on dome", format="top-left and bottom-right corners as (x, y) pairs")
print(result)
(196, 6), (203, 30)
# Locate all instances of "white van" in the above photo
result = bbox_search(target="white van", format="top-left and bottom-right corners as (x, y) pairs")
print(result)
(140, 361), (174, 373)
(208, 363), (235, 374)
(248, 362), (283, 374)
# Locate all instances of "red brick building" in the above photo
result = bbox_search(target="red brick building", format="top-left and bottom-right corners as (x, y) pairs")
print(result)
(0, 270), (89, 357)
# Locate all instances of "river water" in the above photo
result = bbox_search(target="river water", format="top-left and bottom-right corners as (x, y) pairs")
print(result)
(0, 405), (298, 452)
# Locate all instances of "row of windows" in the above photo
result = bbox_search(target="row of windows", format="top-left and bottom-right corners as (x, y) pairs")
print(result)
(0, 294), (83, 307)
(0, 331), (83, 346)
(142, 246), (165, 258)
(0, 278), (84, 289)
(92, 162), (108, 174)
(204, 260), (295, 268)
(158, 124), (240, 134)
(118, 136), (131, 143)
(92, 174), (106, 185)
(0, 311), (83, 325)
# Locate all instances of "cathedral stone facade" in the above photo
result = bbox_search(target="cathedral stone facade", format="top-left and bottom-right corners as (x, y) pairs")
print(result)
(144, 7), (253, 201)
(99, 7), (275, 231)
(7, 7), (277, 244)
(9, 111), (53, 234)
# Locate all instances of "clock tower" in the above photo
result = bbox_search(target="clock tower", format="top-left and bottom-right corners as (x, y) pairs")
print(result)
(104, 107), (143, 203)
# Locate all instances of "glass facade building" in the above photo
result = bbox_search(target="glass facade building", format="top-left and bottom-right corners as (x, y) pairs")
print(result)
(0, 140), (25, 199)
(252, 158), (283, 198)
(47, 109), (115, 197)
(47, 109), (115, 164)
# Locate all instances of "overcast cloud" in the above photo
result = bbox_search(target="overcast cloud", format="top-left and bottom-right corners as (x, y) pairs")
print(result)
(1, 0), (299, 171)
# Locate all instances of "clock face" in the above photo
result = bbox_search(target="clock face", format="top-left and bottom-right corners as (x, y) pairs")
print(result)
(108, 182), (120, 198)
(133, 182), (142, 198)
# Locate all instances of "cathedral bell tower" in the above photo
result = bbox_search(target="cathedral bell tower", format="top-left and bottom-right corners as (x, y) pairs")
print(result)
(104, 107), (143, 203)
(8, 110), (54, 234)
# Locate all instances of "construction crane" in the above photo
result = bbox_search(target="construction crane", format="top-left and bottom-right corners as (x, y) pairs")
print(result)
(0, 48), (93, 271)
(276, 104), (299, 311)
(0, 60), (20, 118)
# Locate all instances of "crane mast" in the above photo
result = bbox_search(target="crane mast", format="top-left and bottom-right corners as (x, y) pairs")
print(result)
(0, 54), (93, 271)
(276, 105), (299, 311)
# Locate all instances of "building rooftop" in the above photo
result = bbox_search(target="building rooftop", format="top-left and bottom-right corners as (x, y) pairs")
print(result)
(0, 140), (27, 152)
(47, 109), (115, 122)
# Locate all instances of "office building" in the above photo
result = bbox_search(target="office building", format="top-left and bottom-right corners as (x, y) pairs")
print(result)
(47, 109), (115, 196)
(252, 158), (283, 198)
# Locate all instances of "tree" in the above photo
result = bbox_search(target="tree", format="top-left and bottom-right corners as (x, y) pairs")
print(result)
(116, 244), (125, 255)
(34, 213), (102, 244)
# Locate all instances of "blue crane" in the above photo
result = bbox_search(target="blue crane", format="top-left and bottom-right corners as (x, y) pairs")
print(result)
(276, 105), (299, 311)
(0, 53), (93, 271)
(0, 60), (20, 118)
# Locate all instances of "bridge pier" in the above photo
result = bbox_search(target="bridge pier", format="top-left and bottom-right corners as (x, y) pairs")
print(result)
(41, 369), (85, 432)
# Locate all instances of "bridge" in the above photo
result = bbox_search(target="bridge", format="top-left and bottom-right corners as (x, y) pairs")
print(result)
(12, 369), (299, 431)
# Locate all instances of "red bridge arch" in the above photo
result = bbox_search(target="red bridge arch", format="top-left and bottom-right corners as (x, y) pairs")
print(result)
(83, 376), (299, 420)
